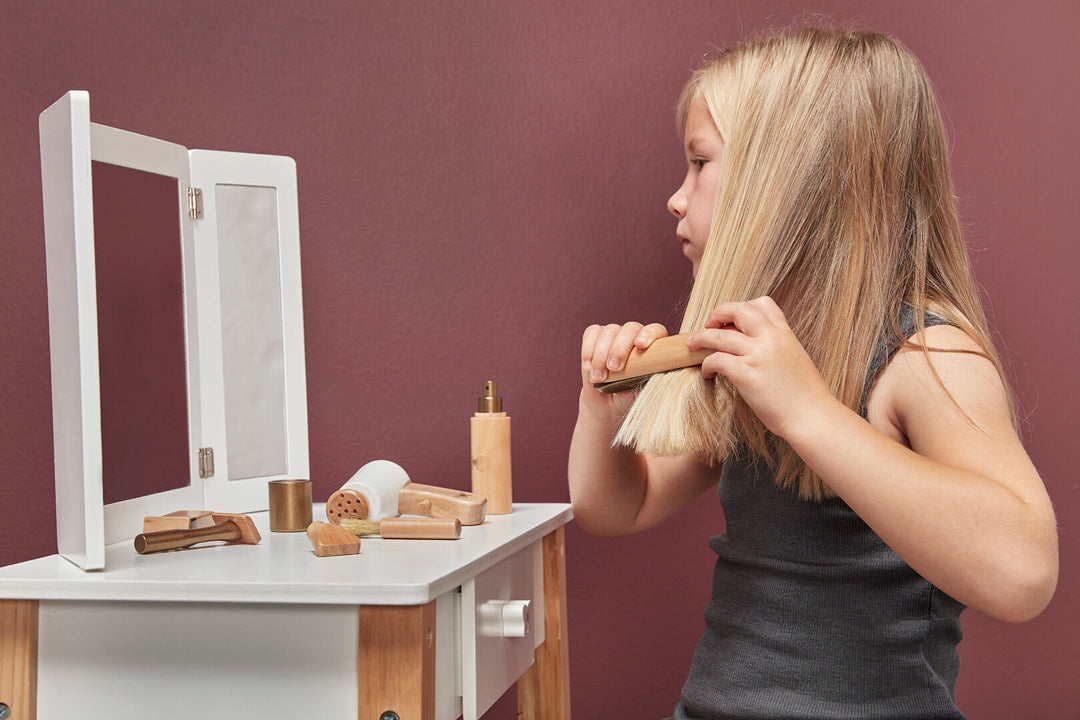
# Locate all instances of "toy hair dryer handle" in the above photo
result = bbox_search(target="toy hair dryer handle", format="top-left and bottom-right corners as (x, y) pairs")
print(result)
(398, 483), (487, 526)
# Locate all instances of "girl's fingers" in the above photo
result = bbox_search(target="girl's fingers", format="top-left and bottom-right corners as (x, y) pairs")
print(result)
(606, 323), (647, 372)
(581, 322), (667, 384)
(589, 324), (621, 382)
(704, 297), (781, 334)
(700, 349), (739, 381)
(686, 327), (752, 357)
(581, 325), (603, 365)
(704, 302), (761, 334)
(688, 327), (753, 380)
(636, 323), (669, 349)
(749, 295), (787, 325)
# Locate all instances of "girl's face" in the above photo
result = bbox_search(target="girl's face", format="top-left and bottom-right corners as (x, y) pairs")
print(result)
(667, 98), (724, 276)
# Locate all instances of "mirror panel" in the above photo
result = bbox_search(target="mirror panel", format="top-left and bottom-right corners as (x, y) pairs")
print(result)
(92, 161), (191, 504)
(215, 183), (289, 481)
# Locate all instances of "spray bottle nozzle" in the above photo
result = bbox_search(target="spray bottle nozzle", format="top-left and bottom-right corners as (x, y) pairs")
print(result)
(477, 380), (503, 413)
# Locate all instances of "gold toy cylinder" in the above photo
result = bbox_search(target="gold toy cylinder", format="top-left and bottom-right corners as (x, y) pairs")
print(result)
(268, 479), (313, 532)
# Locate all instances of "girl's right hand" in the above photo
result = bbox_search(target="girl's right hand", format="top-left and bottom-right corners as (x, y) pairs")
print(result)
(580, 322), (669, 409)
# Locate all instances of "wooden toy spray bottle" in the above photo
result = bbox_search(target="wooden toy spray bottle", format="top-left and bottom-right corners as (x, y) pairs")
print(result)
(470, 380), (512, 514)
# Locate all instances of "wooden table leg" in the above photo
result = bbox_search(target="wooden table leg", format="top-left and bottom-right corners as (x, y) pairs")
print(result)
(0, 599), (38, 720)
(357, 601), (436, 720)
(517, 527), (570, 719)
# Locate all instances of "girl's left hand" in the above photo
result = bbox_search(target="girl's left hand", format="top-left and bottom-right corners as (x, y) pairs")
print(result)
(686, 296), (835, 439)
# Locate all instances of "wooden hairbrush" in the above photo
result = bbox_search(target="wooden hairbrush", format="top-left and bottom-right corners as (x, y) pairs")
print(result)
(593, 333), (712, 393)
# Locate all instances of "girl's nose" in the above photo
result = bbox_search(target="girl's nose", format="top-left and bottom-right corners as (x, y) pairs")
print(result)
(667, 184), (687, 219)
(665, 174), (691, 220)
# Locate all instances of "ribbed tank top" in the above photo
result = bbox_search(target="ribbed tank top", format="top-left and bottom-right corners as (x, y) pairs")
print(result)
(672, 310), (966, 720)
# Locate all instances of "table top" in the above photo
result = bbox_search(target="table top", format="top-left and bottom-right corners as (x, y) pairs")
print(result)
(0, 503), (572, 605)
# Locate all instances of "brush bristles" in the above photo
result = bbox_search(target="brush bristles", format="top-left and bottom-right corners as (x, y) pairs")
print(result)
(339, 518), (381, 536)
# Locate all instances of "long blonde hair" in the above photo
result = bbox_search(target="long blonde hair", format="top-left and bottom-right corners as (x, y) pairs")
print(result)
(615, 27), (1007, 499)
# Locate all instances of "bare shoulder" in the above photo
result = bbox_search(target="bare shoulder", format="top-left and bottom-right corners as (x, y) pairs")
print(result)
(871, 323), (1028, 474)
(886, 324), (1009, 418)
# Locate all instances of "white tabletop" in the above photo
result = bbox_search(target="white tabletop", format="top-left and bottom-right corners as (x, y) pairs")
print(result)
(0, 503), (572, 606)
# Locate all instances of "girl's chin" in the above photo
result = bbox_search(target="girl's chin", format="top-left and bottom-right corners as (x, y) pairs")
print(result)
(683, 246), (701, 276)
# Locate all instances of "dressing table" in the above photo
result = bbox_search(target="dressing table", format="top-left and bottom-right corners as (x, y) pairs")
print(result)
(0, 91), (571, 720)
(0, 503), (572, 719)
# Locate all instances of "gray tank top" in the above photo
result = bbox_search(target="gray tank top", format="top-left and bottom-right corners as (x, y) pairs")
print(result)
(672, 310), (966, 720)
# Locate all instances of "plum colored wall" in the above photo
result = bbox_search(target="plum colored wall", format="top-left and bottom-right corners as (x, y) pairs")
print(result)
(1, 1), (1076, 717)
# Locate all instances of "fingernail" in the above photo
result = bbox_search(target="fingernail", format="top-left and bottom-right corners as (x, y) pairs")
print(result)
(591, 368), (606, 382)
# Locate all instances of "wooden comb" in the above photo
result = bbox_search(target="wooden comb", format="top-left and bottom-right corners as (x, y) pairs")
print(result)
(593, 333), (711, 393)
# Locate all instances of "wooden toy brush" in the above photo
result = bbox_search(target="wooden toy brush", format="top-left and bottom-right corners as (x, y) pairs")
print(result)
(339, 517), (462, 540)
(593, 333), (712, 393)
(307, 521), (361, 557)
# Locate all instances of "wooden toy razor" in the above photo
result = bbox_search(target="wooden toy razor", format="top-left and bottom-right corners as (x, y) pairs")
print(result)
(134, 512), (262, 554)
(593, 333), (712, 393)
(141, 510), (215, 533)
(326, 460), (487, 526)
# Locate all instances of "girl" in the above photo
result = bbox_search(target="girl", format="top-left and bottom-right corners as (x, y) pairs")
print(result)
(569, 27), (1058, 719)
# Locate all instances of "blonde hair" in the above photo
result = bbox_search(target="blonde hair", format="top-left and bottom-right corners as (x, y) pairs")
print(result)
(615, 27), (1007, 499)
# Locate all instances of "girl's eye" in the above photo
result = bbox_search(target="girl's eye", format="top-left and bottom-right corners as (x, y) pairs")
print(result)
(691, 158), (707, 170)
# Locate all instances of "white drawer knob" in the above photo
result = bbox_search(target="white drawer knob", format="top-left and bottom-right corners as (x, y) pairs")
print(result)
(478, 599), (532, 638)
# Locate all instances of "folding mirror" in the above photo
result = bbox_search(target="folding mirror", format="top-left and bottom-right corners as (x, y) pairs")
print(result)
(39, 91), (309, 570)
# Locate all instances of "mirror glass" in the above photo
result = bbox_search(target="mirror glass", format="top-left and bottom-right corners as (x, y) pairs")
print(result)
(215, 183), (289, 480)
(92, 161), (191, 504)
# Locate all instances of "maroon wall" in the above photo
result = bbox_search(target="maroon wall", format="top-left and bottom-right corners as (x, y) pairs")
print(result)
(2, 1), (1076, 717)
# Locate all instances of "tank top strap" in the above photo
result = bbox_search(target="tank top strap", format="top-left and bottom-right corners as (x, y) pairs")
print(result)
(859, 305), (951, 417)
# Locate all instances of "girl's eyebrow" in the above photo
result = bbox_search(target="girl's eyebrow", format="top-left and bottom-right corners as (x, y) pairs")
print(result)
(684, 134), (719, 154)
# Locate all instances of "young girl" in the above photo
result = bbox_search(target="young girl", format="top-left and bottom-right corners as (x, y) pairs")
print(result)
(569, 27), (1058, 719)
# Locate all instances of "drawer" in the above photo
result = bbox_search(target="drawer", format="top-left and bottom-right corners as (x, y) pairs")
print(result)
(460, 540), (544, 720)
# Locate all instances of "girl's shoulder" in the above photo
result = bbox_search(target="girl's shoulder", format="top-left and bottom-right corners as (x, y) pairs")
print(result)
(868, 323), (1011, 448)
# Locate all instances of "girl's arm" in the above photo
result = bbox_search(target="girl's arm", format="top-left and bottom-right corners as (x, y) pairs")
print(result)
(569, 322), (719, 537)
(688, 297), (1058, 623)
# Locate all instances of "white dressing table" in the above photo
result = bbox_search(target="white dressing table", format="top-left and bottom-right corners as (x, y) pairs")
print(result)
(0, 502), (572, 720)
(13, 90), (575, 720)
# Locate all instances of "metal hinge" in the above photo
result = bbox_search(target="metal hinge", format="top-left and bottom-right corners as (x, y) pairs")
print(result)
(186, 187), (203, 219)
(198, 447), (215, 479)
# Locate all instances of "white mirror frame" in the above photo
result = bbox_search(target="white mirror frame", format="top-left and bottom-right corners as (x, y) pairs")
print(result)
(39, 92), (309, 569)
(190, 150), (309, 511)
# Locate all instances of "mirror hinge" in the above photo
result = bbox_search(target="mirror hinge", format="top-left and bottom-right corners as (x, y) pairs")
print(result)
(186, 187), (203, 219)
(198, 447), (215, 479)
